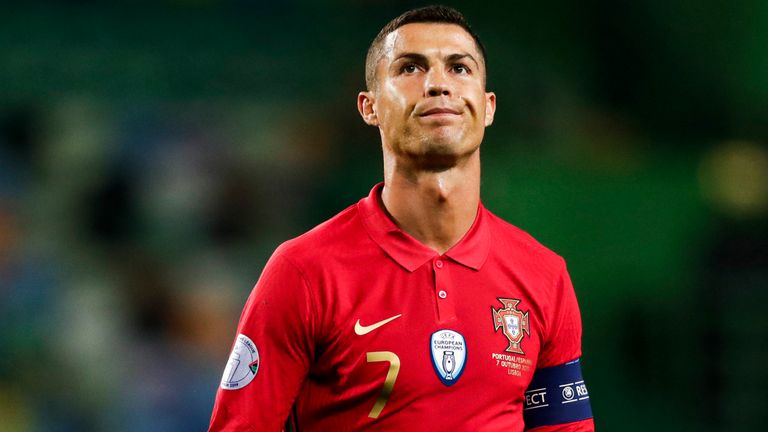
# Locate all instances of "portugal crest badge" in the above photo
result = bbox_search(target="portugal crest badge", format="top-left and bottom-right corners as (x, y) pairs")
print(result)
(491, 298), (530, 355)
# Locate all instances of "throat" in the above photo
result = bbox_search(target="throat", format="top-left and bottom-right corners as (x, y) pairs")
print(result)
(381, 173), (480, 254)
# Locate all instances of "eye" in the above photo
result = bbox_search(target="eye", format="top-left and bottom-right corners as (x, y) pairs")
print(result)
(451, 64), (471, 74)
(400, 63), (419, 74)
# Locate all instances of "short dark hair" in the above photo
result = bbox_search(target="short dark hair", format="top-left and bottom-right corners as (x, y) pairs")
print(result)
(364, 5), (487, 91)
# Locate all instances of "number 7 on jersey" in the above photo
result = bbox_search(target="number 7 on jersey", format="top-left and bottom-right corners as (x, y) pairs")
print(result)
(366, 351), (400, 418)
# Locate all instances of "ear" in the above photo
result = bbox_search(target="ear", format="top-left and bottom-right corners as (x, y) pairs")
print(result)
(357, 91), (379, 126)
(484, 92), (496, 127)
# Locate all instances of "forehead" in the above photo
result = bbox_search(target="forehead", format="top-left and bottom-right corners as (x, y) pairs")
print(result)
(381, 23), (482, 62)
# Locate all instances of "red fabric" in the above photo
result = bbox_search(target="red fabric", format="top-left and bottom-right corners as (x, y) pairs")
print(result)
(209, 183), (591, 431)
(529, 418), (595, 431)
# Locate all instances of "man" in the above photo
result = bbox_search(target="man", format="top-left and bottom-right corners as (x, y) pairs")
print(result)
(209, 5), (594, 431)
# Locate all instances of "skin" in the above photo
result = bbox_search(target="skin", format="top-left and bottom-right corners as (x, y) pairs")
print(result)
(357, 23), (496, 254)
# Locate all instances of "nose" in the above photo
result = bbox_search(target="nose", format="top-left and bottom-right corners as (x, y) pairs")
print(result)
(427, 86), (451, 97)
(425, 68), (452, 97)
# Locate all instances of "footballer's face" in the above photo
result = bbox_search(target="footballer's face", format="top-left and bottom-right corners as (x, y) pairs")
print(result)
(358, 23), (496, 169)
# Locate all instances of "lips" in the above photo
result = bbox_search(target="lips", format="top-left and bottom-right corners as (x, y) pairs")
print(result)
(418, 107), (461, 116)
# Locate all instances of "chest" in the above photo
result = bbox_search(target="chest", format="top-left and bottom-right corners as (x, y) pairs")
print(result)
(302, 257), (551, 426)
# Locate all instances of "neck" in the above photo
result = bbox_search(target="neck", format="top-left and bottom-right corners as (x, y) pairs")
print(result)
(380, 149), (481, 255)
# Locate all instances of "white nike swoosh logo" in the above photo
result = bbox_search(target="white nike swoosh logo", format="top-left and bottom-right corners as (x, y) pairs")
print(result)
(354, 314), (402, 336)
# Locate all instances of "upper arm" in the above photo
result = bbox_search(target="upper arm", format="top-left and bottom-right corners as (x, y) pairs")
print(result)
(538, 261), (582, 367)
(209, 253), (316, 432)
(524, 260), (593, 431)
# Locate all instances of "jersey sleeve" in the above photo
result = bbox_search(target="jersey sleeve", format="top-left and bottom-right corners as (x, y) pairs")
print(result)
(524, 259), (594, 431)
(538, 260), (582, 368)
(209, 252), (317, 432)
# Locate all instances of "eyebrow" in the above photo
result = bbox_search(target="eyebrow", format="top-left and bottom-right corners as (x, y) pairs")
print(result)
(393, 52), (480, 67)
(393, 53), (428, 63)
(446, 53), (479, 67)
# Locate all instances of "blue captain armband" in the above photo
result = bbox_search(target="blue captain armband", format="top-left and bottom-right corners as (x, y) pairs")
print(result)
(523, 358), (593, 429)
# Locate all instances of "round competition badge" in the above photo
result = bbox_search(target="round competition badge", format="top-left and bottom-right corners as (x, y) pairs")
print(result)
(220, 334), (260, 390)
(430, 329), (467, 386)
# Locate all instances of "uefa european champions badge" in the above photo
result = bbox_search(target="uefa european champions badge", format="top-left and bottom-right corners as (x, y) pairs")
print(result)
(430, 329), (467, 386)
(220, 334), (260, 390)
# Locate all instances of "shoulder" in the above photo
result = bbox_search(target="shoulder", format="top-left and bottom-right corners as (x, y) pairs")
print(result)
(272, 202), (369, 267)
(483, 208), (566, 275)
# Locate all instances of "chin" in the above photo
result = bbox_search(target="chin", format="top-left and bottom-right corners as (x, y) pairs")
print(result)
(424, 132), (478, 157)
(410, 140), (474, 171)
(389, 129), (477, 168)
(424, 129), (464, 150)
(422, 142), (461, 157)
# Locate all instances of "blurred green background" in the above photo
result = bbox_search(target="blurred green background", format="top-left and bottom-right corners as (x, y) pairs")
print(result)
(1, 1), (767, 431)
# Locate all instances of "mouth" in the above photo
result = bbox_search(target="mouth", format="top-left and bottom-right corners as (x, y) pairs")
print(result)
(418, 107), (462, 117)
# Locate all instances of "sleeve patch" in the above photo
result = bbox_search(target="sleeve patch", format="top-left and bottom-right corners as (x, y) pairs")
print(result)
(220, 334), (260, 390)
(523, 358), (593, 428)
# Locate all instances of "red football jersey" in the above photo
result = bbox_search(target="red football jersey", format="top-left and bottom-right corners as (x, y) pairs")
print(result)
(209, 183), (594, 431)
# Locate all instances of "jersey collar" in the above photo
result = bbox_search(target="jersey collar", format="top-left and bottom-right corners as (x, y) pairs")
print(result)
(358, 182), (490, 272)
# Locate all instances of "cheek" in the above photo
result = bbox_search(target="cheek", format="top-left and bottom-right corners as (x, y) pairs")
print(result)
(386, 83), (412, 110)
(378, 90), (412, 126)
(469, 87), (487, 110)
